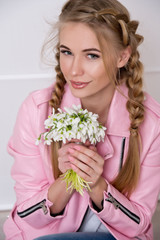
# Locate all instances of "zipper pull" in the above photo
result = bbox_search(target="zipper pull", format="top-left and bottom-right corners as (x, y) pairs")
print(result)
(106, 193), (120, 209)
(41, 201), (48, 215)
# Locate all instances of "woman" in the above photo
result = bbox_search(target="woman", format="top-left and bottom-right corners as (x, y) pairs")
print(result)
(3, 0), (160, 239)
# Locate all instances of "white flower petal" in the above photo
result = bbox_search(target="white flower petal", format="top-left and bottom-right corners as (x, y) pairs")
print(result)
(36, 105), (106, 147)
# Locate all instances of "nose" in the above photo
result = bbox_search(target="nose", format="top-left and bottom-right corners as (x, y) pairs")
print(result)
(71, 56), (84, 76)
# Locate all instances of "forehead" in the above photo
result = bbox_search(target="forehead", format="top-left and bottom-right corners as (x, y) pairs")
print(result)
(59, 22), (100, 49)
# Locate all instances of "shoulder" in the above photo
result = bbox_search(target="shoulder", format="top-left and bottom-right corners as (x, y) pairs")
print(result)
(144, 92), (160, 119)
(142, 92), (160, 142)
(13, 84), (55, 139)
(16, 84), (55, 126)
(120, 84), (160, 119)
(27, 84), (55, 107)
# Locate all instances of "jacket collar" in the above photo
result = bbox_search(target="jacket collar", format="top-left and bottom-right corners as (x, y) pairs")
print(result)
(60, 84), (81, 110)
(61, 84), (130, 138)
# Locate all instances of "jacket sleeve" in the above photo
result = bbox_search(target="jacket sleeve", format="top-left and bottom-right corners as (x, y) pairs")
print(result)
(90, 121), (160, 238)
(8, 93), (67, 229)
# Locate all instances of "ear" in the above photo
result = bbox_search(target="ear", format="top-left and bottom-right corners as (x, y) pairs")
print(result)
(117, 46), (131, 68)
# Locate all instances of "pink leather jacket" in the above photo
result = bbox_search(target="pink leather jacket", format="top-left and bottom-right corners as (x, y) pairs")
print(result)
(3, 83), (160, 240)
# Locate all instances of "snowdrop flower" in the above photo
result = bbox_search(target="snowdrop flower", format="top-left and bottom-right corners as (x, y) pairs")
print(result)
(36, 105), (106, 195)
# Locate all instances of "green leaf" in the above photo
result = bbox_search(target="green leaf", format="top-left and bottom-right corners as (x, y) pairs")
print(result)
(66, 125), (72, 131)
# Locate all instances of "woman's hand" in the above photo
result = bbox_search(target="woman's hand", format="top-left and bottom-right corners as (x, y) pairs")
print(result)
(58, 139), (91, 174)
(68, 143), (108, 209)
(67, 144), (104, 189)
(58, 143), (73, 174)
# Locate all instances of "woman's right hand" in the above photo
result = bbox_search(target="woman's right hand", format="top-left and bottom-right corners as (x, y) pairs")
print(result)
(58, 140), (92, 173)
(48, 141), (80, 214)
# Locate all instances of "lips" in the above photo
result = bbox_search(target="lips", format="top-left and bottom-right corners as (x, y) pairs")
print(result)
(70, 80), (90, 89)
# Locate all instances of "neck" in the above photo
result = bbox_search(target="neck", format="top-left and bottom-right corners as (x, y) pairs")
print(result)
(81, 84), (115, 125)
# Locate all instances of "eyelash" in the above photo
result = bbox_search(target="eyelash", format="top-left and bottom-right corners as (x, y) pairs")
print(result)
(60, 50), (72, 56)
(87, 54), (100, 59)
(60, 50), (100, 60)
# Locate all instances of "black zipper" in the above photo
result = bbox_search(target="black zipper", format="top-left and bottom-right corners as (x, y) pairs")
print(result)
(105, 193), (140, 224)
(17, 199), (48, 218)
(119, 137), (126, 171)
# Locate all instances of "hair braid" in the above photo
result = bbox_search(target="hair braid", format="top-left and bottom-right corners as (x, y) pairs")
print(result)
(126, 51), (145, 132)
(49, 45), (66, 179)
(112, 22), (145, 196)
(49, 46), (66, 112)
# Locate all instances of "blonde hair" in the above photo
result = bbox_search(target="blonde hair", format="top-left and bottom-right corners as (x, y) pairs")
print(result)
(47, 0), (145, 196)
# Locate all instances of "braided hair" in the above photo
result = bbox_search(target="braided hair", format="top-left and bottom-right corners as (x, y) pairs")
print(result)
(46, 0), (145, 195)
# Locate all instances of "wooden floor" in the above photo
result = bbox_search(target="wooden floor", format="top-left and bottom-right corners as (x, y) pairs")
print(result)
(0, 202), (160, 239)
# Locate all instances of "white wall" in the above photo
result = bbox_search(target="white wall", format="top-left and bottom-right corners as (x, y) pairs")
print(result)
(0, 0), (160, 210)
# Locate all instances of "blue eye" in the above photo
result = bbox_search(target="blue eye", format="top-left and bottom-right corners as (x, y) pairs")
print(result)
(87, 54), (100, 59)
(60, 50), (72, 56)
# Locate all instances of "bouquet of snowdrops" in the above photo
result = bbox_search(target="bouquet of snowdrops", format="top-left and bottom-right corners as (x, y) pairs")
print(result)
(36, 105), (106, 195)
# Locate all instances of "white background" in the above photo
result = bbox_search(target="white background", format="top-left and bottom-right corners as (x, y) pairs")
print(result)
(0, 0), (160, 210)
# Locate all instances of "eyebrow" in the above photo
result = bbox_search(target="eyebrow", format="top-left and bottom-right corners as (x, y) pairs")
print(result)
(59, 44), (101, 53)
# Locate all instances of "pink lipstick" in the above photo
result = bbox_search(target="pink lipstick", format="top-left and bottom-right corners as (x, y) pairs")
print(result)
(70, 81), (90, 89)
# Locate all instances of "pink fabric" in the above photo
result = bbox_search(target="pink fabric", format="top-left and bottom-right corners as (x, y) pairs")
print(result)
(3, 83), (160, 240)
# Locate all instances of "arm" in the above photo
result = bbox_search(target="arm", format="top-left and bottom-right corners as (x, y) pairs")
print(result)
(48, 178), (73, 215)
(9, 93), (73, 228)
(68, 132), (160, 238)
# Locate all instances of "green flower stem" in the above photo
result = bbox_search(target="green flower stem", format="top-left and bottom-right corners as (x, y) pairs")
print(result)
(61, 169), (92, 196)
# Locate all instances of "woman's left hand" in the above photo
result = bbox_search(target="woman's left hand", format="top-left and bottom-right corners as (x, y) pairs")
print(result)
(68, 143), (108, 209)
(68, 144), (104, 189)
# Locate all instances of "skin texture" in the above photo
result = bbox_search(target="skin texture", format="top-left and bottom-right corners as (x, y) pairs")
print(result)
(48, 22), (131, 212)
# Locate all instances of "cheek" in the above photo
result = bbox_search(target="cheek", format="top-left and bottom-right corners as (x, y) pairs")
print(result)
(60, 58), (71, 77)
(90, 63), (107, 79)
(59, 58), (66, 74)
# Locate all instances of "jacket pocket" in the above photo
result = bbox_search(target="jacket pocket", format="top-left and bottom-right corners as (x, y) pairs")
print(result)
(105, 193), (140, 224)
(17, 199), (48, 218)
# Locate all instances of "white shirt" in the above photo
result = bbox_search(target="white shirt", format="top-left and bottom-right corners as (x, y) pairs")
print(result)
(78, 207), (109, 233)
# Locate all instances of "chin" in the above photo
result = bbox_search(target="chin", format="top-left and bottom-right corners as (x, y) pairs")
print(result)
(69, 87), (87, 98)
